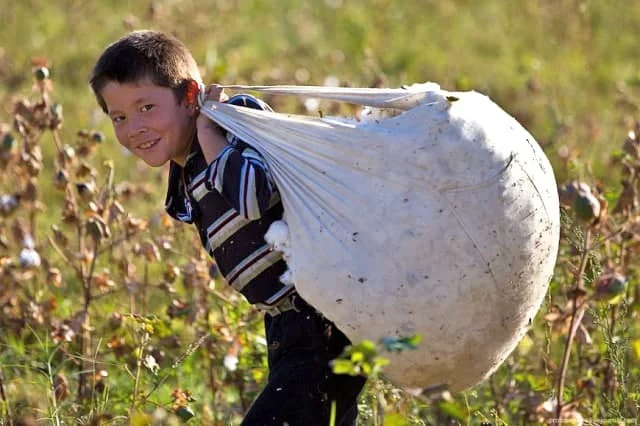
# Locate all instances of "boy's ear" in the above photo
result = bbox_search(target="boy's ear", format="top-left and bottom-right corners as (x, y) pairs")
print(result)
(185, 80), (200, 113)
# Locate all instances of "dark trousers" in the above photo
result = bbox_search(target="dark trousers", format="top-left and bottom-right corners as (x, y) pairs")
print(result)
(242, 297), (367, 425)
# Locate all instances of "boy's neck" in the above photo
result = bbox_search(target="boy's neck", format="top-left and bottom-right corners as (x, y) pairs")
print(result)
(172, 128), (198, 167)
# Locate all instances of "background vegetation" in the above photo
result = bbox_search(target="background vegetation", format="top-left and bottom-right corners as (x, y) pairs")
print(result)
(0, 0), (639, 424)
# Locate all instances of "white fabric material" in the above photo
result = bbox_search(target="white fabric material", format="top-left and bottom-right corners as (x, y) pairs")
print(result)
(200, 83), (560, 391)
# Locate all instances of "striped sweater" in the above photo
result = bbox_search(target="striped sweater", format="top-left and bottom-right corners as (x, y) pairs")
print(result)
(164, 95), (294, 307)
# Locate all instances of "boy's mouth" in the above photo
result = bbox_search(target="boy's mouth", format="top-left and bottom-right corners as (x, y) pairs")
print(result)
(137, 138), (159, 150)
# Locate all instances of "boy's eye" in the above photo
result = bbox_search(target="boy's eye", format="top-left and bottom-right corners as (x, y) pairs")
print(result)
(141, 104), (154, 112)
(111, 115), (125, 124)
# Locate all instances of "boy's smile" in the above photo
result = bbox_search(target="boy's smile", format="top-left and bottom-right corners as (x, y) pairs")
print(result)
(101, 79), (196, 167)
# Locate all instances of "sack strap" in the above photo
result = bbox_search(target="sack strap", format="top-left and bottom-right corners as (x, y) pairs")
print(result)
(216, 83), (442, 110)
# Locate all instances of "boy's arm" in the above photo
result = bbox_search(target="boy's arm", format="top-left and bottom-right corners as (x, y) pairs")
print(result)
(203, 143), (276, 220)
(198, 127), (228, 164)
(197, 84), (229, 163)
(197, 85), (276, 220)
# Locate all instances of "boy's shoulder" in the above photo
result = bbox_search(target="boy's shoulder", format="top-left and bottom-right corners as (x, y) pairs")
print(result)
(226, 94), (273, 112)
(224, 94), (272, 154)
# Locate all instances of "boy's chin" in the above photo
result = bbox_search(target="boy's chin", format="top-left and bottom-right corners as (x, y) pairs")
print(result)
(141, 157), (169, 168)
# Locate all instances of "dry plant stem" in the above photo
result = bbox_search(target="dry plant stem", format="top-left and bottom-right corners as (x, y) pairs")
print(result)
(29, 210), (37, 242)
(603, 229), (628, 398)
(131, 332), (149, 413)
(489, 375), (502, 419)
(47, 362), (62, 426)
(77, 234), (100, 400)
(604, 306), (619, 399)
(197, 282), (218, 400)
(96, 235), (128, 255)
(556, 228), (591, 418)
(51, 129), (64, 161)
(142, 334), (210, 403)
(142, 262), (149, 315)
(47, 235), (82, 276)
(208, 354), (217, 400)
(0, 368), (13, 425)
(603, 238), (623, 398)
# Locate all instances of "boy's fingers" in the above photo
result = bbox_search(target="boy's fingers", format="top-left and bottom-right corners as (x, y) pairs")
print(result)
(206, 86), (226, 102)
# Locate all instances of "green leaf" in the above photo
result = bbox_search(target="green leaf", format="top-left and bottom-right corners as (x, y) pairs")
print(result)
(404, 334), (422, 347)
(350, 351), (364, 363)
(384, 413), (409, 426)
(130, 413), (152, 426)
(358, 340), (377, 355)
(438, 400), (467, 421)
(633, 339), (640, 360)
(517, 334), (534, 355)
(380, 334), (422, 352)
(373, 357), (390, 369)
(329, 400), (337, 426)
(332, 359), (356, 375)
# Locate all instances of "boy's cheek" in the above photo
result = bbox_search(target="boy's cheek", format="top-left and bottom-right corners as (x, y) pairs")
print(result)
(120, 142), (134, 153)
(113, 130), (129, 150)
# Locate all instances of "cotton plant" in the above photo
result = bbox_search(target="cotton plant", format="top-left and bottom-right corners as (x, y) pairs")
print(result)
(19, 234), (41, 269)
(0, 194), (18, 213)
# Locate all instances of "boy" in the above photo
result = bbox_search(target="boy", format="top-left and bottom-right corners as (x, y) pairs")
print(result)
(89, 30), (365, 425)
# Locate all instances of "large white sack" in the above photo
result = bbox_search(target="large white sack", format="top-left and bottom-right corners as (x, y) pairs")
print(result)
(200, 83), (560, 392)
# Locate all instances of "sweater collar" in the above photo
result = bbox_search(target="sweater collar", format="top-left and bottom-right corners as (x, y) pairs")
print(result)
(164, 137), (203, 224)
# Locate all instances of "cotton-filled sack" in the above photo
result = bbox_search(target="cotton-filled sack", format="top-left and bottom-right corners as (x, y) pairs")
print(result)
(200, 83), (560, 391)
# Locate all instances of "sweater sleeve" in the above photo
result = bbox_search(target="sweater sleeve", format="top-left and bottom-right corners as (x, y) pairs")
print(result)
(204, 143), (277, 220)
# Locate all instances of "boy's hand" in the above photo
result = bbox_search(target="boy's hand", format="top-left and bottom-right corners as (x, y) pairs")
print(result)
(196, 84), (228, 135)
(197, 84), (230, 164)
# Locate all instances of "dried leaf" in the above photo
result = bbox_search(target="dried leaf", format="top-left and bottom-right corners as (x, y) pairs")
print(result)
(92, 271), (115, 291)
(75, 161), (94, 179)
(124, 216), (148, 236)
(140, 240), (161, 262)
(86, 215), (110, 243)
(47, 267), (62, 288)
(53, 374), (69, 401)
(50, 224), (69, 247)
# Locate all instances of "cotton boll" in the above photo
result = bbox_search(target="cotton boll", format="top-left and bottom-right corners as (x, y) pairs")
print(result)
(280, 246), (292, 261)
(144, 354), (159, 375)
(20, 248), (41, 268)
(0, 194), (18, 213)
(264, 220), (290, 252)
(223, 354), (239, 372)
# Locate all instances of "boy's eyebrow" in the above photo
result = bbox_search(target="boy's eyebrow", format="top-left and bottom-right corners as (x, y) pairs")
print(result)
(132, 96), (151, 105)
(107, 97), (152, 115)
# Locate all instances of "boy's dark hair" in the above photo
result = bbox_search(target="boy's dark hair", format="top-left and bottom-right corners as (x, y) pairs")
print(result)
(90, 30), (202, 113)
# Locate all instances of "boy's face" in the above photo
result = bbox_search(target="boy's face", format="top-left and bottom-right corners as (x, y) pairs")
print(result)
(101, 79), (196, 167)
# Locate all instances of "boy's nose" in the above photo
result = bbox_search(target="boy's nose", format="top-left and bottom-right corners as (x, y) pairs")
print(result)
(128, 118), (148, 138)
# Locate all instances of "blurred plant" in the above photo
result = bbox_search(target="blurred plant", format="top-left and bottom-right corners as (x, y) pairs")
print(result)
(1, 61), (640, 425)
(0, 65), (268, 424)
(331, 335), (421, 425)
(548, 119), (640, 421)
